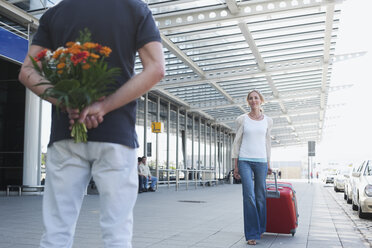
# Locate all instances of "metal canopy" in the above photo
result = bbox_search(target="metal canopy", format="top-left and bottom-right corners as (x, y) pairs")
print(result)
(149, 0), (345, 148)
(1, 0), (353, 147)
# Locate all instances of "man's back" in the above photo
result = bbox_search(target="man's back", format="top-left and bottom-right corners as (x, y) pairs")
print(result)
(33, 0), (161, 147)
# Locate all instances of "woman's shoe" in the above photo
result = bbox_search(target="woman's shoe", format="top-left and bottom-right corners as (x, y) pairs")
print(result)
(247, 240), (256, 245)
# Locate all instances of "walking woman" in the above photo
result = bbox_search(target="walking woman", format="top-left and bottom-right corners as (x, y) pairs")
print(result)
(232, 90), (273, 245)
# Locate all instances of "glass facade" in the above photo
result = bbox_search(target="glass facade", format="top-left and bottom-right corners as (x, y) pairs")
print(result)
(135, 92), (233, 187)
(0, 74), (232, 190)
(0, 58), (25, 190)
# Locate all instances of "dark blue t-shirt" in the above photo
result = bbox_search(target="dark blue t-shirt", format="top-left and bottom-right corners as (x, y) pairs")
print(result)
(32, 0), (161, 148)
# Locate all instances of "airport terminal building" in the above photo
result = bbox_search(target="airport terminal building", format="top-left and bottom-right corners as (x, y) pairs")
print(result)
(0, 0), (349, 190)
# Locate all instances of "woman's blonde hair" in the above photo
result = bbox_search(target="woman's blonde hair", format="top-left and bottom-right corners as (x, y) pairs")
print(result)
(247, 90), (265, 104)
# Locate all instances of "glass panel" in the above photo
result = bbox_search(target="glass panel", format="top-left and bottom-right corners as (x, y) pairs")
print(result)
(0, 59), (25, 189)
(146, 100), (158, 176)
(169, 109), (177, 171)
(186, 114), (193, 170)
(194, 117), (199, 170)
(200, 122), (205, 170)
(366, 161), (372, 176)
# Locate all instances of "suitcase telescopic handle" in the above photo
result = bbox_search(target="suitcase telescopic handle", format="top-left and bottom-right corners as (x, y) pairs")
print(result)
(273, 171), (278, 193)
(267, 171), (280, 198)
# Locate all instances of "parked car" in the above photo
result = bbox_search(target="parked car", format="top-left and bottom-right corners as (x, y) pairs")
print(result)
(348, 161), (367, 207)
(323, 172), (337, 184)
(344, 165), (359, 204)
(169, 170), (185, 180)
(350, 160), (372, 218)
(334, 168), (350, 192)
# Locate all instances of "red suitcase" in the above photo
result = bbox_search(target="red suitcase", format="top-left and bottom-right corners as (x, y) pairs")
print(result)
(266, 173), (299, 236)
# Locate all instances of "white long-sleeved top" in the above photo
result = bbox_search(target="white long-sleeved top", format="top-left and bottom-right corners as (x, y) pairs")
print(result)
(231, 113), (273, 163)
(139, 163), (152, 177)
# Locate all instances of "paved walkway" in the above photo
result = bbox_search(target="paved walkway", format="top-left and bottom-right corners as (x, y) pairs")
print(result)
(0, 181), (370, 248)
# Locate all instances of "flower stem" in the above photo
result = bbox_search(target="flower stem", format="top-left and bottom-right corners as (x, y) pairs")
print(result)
(71, 122), (88, 143)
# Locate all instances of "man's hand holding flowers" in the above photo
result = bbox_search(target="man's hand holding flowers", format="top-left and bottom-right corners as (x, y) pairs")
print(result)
(28, 29), (121, 142)
(67, 97), (105, 130)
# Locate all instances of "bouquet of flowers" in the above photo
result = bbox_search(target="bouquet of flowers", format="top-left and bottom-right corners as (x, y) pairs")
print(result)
(31, 29), (121, 143)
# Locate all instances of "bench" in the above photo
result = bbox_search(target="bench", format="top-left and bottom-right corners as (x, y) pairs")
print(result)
(6, 185), (44, 196)
(22, 185), (44, 194)
(6, 185), (22, 196)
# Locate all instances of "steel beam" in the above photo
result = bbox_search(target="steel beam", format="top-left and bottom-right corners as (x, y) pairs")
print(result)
(156, 57), (324, 89)
(155, 0), (343, 30)
(161, 33), (205, 78)
(0, 0), (39, 30)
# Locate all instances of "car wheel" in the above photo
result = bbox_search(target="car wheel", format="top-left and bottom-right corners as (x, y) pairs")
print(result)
(344, 191), (347, 200)
(352, 201), (358, 211)
(346, 195), (352, 204)
(358, 201), (368, 219)
(334, 186), (339, 192)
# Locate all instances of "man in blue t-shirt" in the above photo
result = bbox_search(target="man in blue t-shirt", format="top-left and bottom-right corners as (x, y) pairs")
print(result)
(18, 0), (165, 247)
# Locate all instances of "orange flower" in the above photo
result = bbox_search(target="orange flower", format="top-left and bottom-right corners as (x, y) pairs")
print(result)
(66, 43), (82, 54)
(83, 42), (97, 50)
(52, 49), (63, 59)
(82, 63), (91, 70)
(73, 43), (82, 49)
(57, 63), (66, 69)
(90, 53), (100, 59)
(57, 70), (63, 74)
(66, 41), (75, 47)
(99, 46), (112, 57)
(67, 47), (82, 55)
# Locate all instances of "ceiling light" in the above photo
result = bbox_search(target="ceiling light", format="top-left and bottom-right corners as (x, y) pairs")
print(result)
(267, 3), (275, 9)
(279, 2), (287, 8)
(256, 5), (263, 11)
(291, 0), (299, 6)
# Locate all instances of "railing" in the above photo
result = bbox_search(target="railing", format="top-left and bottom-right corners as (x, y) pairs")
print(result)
(0, 20), (28, 39)
(156, 168), (221, 191)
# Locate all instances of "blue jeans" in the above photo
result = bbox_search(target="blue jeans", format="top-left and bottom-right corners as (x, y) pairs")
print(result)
(143, 176), (157, 189)
(138, 175), (146, 191)
(238, 160), (268, 240)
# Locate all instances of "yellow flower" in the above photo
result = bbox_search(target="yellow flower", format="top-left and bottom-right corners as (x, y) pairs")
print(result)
(57, 70), (63, 74)
(57, 63), (66, 69)
(82, 63), (91, 70)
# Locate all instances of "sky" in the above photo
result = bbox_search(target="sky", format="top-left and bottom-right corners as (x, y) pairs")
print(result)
(273, 0), (372, 167)
(41, 0), (372, 168)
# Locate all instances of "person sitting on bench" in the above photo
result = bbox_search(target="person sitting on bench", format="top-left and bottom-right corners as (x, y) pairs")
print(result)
(139, 156), (157, 192)
(138, 157), (146, 193)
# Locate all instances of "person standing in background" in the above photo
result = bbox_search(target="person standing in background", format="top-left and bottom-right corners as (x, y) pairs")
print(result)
(18, 0), (165, 247)
(232, 90), (273, 246)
